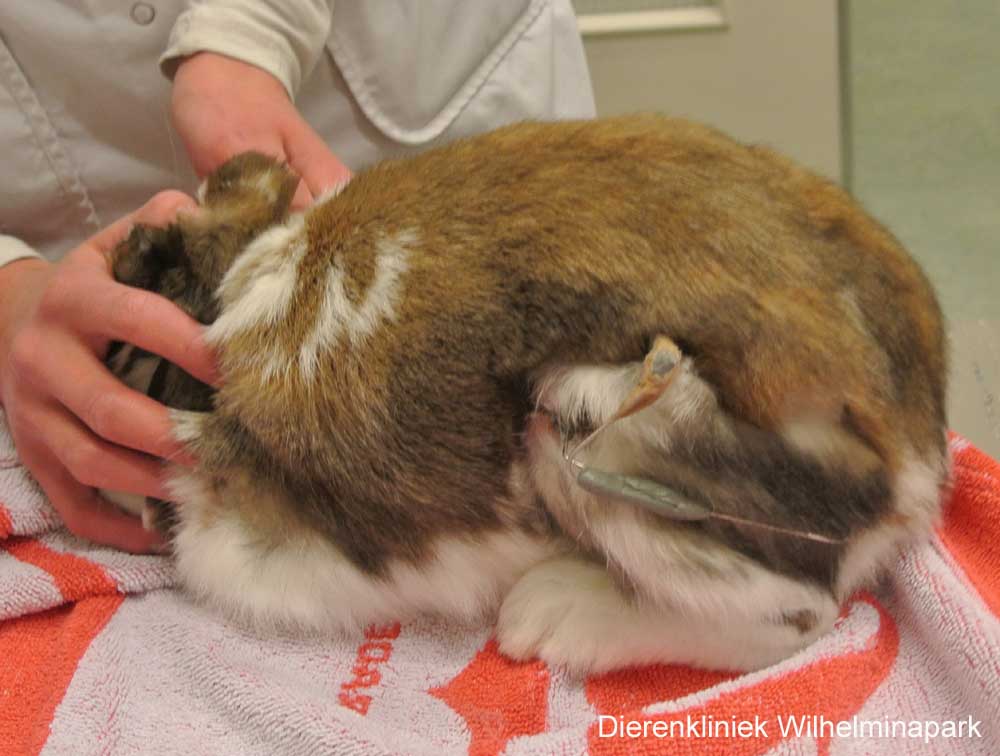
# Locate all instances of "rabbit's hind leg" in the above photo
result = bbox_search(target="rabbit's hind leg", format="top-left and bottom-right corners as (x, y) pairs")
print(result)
(496, 553), (837, 674)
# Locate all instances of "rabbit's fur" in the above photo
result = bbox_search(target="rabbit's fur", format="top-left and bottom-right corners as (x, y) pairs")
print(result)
(107, 115), (948, 673)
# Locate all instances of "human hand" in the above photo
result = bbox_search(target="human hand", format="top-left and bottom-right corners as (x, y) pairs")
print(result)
(171, 51), (351, 209)
(0, 192), (218, 553)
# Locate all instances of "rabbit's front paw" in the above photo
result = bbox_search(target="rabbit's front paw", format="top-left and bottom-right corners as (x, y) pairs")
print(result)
(496, 557), (623, 675)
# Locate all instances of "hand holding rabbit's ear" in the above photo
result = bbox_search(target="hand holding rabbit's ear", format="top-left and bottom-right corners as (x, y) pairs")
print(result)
(171, 52), (352, 210)
(0, 192), (214, 554)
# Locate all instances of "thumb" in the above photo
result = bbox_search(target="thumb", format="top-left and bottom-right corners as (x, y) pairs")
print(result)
(283, 117), (352, 199)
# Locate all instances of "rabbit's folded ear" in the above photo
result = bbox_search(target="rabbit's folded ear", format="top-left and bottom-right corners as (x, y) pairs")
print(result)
(180, 152), (300, 296)
(111, 153), (298, 298)
(198, 151), (300, 220)
(110, 223), (187, 291)
(109, 220), (219, 325)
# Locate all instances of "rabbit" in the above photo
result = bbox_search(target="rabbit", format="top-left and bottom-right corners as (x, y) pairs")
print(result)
(104, 114), (948, 674)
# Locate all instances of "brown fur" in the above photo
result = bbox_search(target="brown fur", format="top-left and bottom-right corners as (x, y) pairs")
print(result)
(109, 115), (947, 589)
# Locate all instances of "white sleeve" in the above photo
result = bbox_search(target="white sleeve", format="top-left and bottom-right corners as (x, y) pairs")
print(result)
(0, 236), (43, 269)
(160, 0), (334, 99)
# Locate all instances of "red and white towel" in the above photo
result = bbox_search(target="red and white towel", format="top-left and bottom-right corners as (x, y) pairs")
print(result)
(2, 412), (998, 755)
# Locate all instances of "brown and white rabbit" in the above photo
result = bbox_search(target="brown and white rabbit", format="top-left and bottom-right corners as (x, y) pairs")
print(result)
(105, 115), (948, 674)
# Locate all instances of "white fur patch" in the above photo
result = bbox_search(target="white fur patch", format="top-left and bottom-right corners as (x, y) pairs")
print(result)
(781, 417), (845, 459)
(98, 490), (159, 533)
(253, 172), (281, 203)
(167, 470), (552, 633)
(836, 447), (947, 597)
(206, 214), (307, 345)
(309, 179), (351, 209)
(297, 229), (414, 380)
(497, 556), (834, 674)
(837, 288), (865, 330)
(168, 409), (206, 446)
(99, 489), (146, 518)
(536, 356), (715, 428)
(195, 178), (208, 205)
(535, 364), (637, 427)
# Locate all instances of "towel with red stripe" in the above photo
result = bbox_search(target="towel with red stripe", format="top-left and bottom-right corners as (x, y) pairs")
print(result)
(2, 413), (999, 755)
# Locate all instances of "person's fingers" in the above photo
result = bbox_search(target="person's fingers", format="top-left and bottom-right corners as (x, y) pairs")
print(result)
(37, 275), (218, 389)
(82, 191), (198, 261)
(127, 191), (200, 236)
(22, 442), (164, 554)
(33, 401), (174, 499)
(283, 118), (352, 199)
(33, 340), (193, 463)
(100, 282), (218, 387)
(52, 192), (218, 387)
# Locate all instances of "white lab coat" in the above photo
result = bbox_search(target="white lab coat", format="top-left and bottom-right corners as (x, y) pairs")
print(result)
(0, 0), (594, 265)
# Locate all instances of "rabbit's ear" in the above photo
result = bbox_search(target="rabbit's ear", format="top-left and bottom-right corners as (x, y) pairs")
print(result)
(199, 151), (299, 219)
(179, 152), (300, 296)
(110, 223), (186, 292)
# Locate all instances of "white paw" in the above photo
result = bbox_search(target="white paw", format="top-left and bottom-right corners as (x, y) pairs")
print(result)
(496, 558), (628, 675)
(495, 557), (836, 674)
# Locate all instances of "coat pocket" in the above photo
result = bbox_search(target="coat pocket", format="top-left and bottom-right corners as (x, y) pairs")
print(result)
(326, 0), (544, 145)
